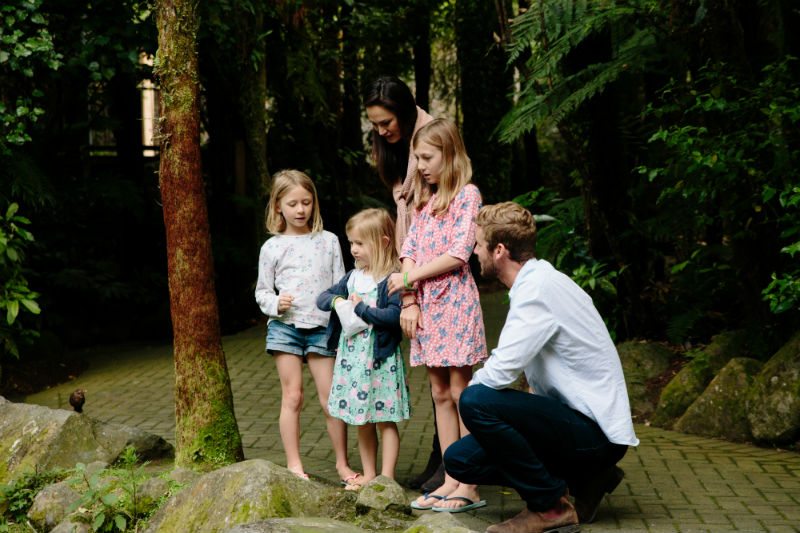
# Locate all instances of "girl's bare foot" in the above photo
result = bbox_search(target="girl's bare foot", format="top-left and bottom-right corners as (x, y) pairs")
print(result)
(287, 467), (309, 480)
(343, 473), (374, 491)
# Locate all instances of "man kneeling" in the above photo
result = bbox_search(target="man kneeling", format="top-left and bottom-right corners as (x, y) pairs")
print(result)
(444, 202), (639, 533)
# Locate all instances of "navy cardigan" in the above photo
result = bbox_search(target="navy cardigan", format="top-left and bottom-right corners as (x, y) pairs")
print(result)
(317, 270), (402, 363)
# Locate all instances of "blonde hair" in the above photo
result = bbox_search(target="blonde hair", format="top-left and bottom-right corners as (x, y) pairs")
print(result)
(265, 169), (323, 234)
(345, 208), (399, 279)
(412, 118), (472, 217)
(476, 202), (537, 263)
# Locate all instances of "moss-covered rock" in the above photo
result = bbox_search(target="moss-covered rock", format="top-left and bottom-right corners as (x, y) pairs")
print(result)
(402, 512), (481, 532)
(674, 357), (763, 442)
(0, 397), (173, 484)
(616, 341), (675, 421)
(26, 480), (82, 531)
(50, 519), (90, 533)
(746, 331), (800, 444)
(651, 359), (713, 429)
(355, 475), (408, 515)
(224, 517), (371, 532)
(143, 460), (343, 533)
(703, 330), (761, 373)
(651, 330), (766, 429)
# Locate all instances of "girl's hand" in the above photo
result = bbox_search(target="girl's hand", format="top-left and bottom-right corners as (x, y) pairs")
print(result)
(277, 294), (294, 313)
(400, 304), (422, 339)
(349, 294), (362, 304)
(387, 272), (405, 295)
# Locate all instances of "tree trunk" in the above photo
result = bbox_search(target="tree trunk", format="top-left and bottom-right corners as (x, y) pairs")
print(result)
(155, 0), (244, 469)
(412, 1), (432, 111)
(456, 0), (513, 203)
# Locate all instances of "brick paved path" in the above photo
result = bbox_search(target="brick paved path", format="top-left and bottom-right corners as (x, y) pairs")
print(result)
(23, 293), (800, 532)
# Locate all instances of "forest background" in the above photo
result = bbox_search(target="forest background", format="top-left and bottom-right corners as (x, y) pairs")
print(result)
(2, 0), (799, 380)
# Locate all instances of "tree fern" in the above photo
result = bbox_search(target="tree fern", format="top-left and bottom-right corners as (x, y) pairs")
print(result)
(498, 0), (665, 142)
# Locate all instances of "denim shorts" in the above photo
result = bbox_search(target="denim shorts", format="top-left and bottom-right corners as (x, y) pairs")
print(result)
(266, 320), (335, 358)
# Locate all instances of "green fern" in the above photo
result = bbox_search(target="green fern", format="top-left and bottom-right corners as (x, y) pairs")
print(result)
(499, 0), (666, 142)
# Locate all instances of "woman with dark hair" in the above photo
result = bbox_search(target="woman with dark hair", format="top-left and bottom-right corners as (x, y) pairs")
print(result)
(364, 76), (441, 492)
(365, 76), (434, 254)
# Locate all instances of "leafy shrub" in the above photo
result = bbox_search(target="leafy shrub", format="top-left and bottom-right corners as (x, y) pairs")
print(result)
(68, 447), (151, 532)
(0, 467), (67, 528)
(514, 188), (625, 338)
(636, 57), (800, 340)
(0, 202), (40, 359)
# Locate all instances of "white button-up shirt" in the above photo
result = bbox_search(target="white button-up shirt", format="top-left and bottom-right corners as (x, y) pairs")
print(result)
(472, 259), (639, 446)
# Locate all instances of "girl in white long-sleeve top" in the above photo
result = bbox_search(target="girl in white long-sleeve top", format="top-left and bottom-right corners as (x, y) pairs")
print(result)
(255, 169), (359, 484)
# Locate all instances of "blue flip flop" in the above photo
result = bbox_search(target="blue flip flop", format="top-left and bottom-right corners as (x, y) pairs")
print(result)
(431, 495), (488, 513)
(410, 492), (446, 511)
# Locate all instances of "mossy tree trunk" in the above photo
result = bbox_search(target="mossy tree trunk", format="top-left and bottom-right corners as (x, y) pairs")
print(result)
(155, 0), (244, 469)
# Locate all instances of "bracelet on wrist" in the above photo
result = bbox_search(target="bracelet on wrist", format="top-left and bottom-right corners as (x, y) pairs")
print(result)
(403, 271), (414, 290)
(401, 302), (419, 309)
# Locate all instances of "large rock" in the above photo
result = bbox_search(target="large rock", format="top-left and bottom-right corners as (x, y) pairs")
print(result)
(225, 518), (371, 532)
(703, 329), (766, 372)
(746, 332), (800, 444)
(355, 475), (408, 514)
(143, 460), (347, 533)
(50, 520), (90, 533)
(26, 480), (82, 531)
(651, 330), (762, 429)
(616, 341), (674, 421)
(0, 397), (173, 484)
(651, 359), (713, 428)
(673, 357), (763, 442)
(402, 512), (482, 532)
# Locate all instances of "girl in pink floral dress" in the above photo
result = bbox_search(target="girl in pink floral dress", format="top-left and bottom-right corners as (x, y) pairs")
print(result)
(387, 118), (488, 513)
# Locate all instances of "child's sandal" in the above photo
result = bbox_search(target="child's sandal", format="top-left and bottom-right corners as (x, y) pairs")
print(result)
(341, 472), (365, 490)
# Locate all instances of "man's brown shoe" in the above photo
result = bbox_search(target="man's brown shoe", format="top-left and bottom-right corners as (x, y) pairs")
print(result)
(485, 495), (580, 533)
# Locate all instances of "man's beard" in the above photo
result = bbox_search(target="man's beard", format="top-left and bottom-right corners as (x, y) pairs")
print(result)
(480, 257), (497, 279)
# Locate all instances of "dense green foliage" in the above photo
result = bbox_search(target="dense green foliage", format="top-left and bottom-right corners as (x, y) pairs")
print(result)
(0, 467), (67, 528)
(0, 0), (61, 153)
(637, 57), (800, 340)
(0, 0), (797, 357)
(498, 0), (800, 344)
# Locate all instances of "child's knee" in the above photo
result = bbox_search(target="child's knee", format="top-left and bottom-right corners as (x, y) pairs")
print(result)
(431, 384), (452, 405)
(282, 389), (304, 411)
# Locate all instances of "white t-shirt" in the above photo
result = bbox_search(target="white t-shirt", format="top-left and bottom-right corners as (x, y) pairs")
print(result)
(255, 231), (345, 328)
(472, 259), (639, 446)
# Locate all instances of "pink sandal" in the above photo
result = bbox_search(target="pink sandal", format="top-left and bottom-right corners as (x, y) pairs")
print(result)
(341, 472), (364, 490)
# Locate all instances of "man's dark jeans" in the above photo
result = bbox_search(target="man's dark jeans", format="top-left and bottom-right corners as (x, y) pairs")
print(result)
(444, 384), (627, 511)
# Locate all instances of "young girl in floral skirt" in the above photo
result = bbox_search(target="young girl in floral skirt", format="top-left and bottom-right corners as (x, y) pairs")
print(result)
(317, 208), (411, 490)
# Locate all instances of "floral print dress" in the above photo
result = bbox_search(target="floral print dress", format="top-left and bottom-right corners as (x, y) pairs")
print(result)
(328, 270), (411, 425)
(401, 184), (488, 368)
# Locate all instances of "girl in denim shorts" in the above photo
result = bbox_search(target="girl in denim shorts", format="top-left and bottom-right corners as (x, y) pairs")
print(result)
(255, 169), (360, 484)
